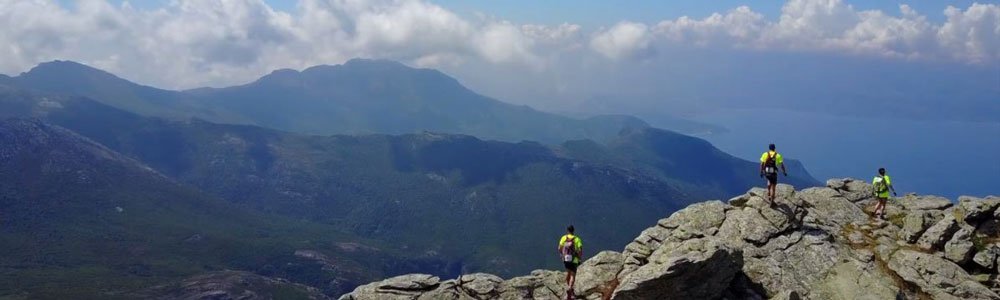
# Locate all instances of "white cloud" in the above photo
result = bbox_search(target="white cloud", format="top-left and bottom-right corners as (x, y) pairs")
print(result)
(590, 22), (652, 60)
(938, 3), (1000, 63)
(0, 0), (995, 89)
(652, 6), (768, 48)
(634, 0), (1000, 63)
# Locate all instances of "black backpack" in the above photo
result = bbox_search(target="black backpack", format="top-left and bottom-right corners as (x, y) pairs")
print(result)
(764, 152), (778, 175)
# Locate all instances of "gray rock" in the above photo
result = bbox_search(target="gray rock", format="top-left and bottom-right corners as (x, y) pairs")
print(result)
(944, 228), (975, 264)
(836, 178), (873, 202)
(826, 178), (846, 190)
(959, 196), (1000, 223)
(499, 270), (567, 300)
(660, 200), (727, 239)
(917, 214), (960, 251)
(741, 232), (840, 297)
(575, 251), (624, 298)
(900, 211), (936, 243)
(342, 182), (996, 300)
(888, 250), (999, 300)
(341, 274), (440, 300)
(768, 290), (801, 300)
(974, 244), (999, 270)
(799, 187), (867, 232)
(612, 246), (742, 300)
(716, 206), (782, 245)
(900, 195), (953, 211)
(455, 274), (504, 298)
(812, 259), (899, 300)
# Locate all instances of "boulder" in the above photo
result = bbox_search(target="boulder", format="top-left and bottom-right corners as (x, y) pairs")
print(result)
(741, 232), (840, 297)
(575, 251), (624, 298)
(499, 270), (566, 300)
(958, 196), (1000, 224)
(888, 250), (999, 300)
(836, 178), (873, 202)
(799, 187), (868, 232)
(340, 274), (440, 300)
(974, 244), (1000, 270)
(900, 195), (953, 211)
(660, 200), (727, 239)
(917, 214), (961, 251)
(716, 206), (782, 246)
(826, 178), (846, 191)
(944, 228), (976, 265)
(899, 211), (937, 243)
(612, 246), (742, 300)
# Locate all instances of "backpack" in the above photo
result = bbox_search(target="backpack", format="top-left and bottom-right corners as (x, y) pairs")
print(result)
(873, 176), (888, 194)
(561, 235), (577, 262)
(763, 152), (778, 175)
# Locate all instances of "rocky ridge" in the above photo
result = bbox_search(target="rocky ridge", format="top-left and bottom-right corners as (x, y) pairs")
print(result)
(341, 179), (1000, 299)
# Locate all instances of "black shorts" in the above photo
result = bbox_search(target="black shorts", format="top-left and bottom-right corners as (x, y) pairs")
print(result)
(765, 173), (778, 185)
(564, 261), (578, 272)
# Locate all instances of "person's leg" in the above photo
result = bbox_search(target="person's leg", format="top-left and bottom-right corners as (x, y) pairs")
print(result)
(768, 175), (776, 200)
(873, 198), (883, 217)
(569, 271), (576, 291)
(878, 198), (887, 217)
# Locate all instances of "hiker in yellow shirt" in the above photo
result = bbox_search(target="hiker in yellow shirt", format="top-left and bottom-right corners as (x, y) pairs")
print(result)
(759, 144), (788, 201)
(872, 168), (897, 219)
(557, 225), (583, 292)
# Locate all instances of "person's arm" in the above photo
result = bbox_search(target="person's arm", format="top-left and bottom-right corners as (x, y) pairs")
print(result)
(759, 153), (766, 177)
(888, 178), (897, 196)
(779, 154), (788, 176)
(576, 238), (583, 259)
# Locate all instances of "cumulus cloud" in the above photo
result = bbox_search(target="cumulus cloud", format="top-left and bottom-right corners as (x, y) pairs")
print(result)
(636, 0), (1000, 63)
(0, 0), (996, 89)
(0, 0), (570, 88)
(590, 22), (653, 60)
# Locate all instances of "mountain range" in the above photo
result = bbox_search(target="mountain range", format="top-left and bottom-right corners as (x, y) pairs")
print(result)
(3, 59), (669, 144)
(0, 60), (819, 298)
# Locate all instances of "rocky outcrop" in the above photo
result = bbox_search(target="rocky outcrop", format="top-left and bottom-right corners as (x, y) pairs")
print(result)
(341, 181), (1000, 300)
(612, 246), (742, 300)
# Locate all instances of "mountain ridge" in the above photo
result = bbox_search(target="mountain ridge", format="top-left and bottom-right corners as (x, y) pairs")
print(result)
(4, 59), (731, 144)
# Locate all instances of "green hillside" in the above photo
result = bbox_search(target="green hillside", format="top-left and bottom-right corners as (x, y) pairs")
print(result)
(0, 118), (459, 298)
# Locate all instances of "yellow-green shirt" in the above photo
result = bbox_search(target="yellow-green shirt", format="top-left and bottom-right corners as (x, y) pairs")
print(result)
(872, 175), (893, 198)
(760, 151), (783, 165)
(558, 234), (583, 263)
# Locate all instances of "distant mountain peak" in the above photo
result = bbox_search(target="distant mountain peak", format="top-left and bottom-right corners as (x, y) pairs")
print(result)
(343, 58), (410, 68)
(21, 60), (115, 79)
